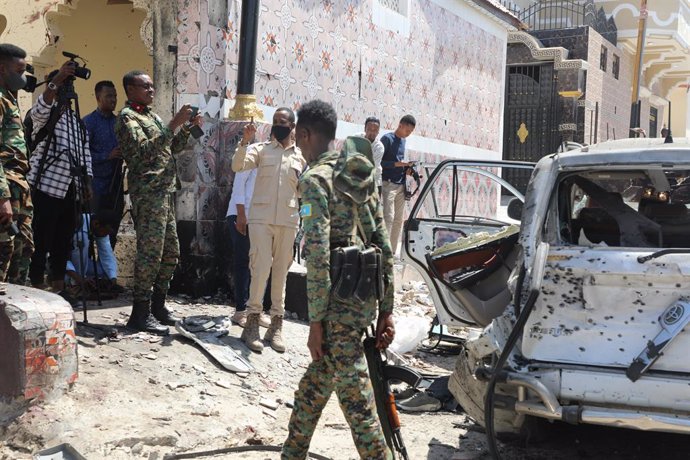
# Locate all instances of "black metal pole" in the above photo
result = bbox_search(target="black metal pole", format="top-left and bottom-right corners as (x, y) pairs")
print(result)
(237, 0), (260, 95)
(594, 101), (598, 144)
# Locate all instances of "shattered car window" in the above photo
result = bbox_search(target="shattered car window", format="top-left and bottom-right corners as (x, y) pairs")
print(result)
(416, 165), (499, 222)
(558, 169), (690, 248)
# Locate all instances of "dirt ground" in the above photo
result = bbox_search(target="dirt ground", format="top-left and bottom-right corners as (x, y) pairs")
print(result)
(2, 267), (690, 460)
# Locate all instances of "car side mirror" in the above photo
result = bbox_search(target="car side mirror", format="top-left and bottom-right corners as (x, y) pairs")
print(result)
(507, 198), (524, 220)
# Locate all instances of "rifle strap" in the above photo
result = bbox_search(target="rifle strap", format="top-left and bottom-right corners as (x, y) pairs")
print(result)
(351, 202), (369, 246)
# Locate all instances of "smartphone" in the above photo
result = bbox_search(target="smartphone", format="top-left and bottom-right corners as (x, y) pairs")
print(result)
(187, 106), (203, 139)
(189, 106), (199, 121)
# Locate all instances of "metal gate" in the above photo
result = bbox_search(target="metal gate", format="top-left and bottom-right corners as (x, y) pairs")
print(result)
(502, 63), (560, 193)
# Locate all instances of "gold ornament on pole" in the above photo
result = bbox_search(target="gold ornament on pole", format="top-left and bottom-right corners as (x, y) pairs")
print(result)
(228, 94), (264, 121)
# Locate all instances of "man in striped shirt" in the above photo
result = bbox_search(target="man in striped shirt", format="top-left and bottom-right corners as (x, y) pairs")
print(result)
(27, 61), (93, 297)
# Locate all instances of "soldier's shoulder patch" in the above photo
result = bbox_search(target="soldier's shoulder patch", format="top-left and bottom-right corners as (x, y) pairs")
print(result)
(300, 203), (312, 218)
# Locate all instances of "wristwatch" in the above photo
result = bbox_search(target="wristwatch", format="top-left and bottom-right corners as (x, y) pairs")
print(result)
(47, 82), (58, 91)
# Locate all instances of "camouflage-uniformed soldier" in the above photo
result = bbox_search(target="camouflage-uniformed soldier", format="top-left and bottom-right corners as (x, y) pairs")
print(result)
(115, 70), (201, 335)
(0, 44), (34, 285)
(282, 100), (396, 460)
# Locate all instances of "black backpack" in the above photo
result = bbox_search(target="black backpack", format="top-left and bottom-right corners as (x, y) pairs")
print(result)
(23, 105), (61, 155)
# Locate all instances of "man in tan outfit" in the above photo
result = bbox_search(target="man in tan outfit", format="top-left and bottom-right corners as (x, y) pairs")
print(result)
(232, 107), (306, 353)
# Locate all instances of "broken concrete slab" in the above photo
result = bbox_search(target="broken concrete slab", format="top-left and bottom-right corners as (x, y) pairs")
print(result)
(34, 443), (86, 460)
(0, 285), (78, 425)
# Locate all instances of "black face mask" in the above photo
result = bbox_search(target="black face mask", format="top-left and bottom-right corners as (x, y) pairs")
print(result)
(271, 125), (292, 142)
(3, 70), (27, 92)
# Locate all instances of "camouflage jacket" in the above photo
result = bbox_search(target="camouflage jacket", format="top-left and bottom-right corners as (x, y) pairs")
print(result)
(114, 102), (190, 196)
(299, 143), (394, 330)
(0, 87), (30, 197)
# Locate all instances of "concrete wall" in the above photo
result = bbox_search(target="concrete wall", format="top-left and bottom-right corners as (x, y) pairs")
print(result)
(668, 85), (690, 138)
(40, 2), (152, 115)
(0, 0), (154, 113)
(586, 27), (633, 143)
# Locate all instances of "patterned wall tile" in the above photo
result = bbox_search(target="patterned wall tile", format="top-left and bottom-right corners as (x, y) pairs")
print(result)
(187, 0), (508, 153)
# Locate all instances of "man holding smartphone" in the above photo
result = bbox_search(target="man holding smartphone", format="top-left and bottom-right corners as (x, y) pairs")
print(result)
(115, 70), (202, 335)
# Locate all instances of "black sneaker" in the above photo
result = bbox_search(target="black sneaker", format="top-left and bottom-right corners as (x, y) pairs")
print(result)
(108, 280), (126, 294)
(396, 392), (442, 412)
(56, 290), (80, 308)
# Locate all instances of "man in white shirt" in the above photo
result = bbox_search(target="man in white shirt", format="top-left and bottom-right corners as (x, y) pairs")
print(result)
(357, 116), (384, 194)
(226, 168), (270, 328)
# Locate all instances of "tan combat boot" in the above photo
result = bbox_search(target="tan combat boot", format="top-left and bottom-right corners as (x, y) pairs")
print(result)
(241, 313), (264, 352)
(264, 316), (285, 353)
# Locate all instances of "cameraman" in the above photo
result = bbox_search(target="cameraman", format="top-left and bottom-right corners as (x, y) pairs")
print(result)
(0, 43), (34, 285)
(27, 61), (93, 298)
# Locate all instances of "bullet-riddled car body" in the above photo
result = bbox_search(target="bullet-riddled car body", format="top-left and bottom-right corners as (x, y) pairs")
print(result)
(403, 139), (690, 435)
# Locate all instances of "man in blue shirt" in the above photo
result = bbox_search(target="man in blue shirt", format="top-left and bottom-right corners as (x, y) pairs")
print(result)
(380, 114), (416, 255)
(82, 80), (124, 249)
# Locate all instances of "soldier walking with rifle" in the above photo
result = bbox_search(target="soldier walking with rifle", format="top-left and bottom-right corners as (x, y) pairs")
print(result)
(281, 99), (396, 459)
(115, 70), (202, 335)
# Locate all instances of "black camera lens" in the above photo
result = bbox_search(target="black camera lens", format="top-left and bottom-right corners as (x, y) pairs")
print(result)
(7, 222), (19, 237)
(74, 66), (91, 80)
(23, 75), (38, 93)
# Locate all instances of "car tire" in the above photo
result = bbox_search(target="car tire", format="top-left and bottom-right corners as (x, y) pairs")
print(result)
(448, 345), (523, 434)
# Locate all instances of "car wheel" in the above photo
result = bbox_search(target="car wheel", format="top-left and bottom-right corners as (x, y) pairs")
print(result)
(448, 345), (523, 434)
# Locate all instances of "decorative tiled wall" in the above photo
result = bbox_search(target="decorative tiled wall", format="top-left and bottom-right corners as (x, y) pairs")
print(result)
(171, 0), (509, 295)
(176, 0), (506, 150)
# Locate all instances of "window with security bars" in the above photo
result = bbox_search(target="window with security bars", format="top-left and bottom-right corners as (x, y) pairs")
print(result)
(372, 0), (410, 36)
(380, 0), (404, 14)
(600, 45), (607, 72)
(612, 54), (620, 80)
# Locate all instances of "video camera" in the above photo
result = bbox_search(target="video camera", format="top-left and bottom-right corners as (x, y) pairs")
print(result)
(62, 51), (91, 80)
(22, 64), (38, 93)
(20, 51), (90, 94)
(404, 162), (421, 201)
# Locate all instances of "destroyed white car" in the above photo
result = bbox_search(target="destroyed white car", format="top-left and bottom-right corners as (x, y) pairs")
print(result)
(402, 138), (690, 442)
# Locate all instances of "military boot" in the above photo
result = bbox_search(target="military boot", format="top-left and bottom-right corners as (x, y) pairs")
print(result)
(241, 313), (264, 352)
(126, 300), (169, 335)
(264, 315), (285, 353)
(151, 290), (180, 326)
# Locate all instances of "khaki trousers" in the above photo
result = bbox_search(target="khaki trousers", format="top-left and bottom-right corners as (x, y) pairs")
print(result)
(382, 181), (406, 255)
(247, 223), (297, 317)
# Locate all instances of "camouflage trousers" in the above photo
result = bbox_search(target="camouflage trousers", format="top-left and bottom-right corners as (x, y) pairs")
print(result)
(131, 192), (179, 304)
(0, 180), (34, 284)
(282, 321), (392, 460)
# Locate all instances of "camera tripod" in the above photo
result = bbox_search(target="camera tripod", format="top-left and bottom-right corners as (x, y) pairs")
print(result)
(32, 77), (101, 323)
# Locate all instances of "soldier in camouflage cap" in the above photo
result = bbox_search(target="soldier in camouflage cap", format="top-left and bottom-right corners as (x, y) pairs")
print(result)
(281, 100), (396, 459)
(115, 70), (202, 335)
(0, 44), (34, 285)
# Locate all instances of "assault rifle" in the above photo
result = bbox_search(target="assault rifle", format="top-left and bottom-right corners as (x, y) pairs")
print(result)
(364, 330), (423, 460)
